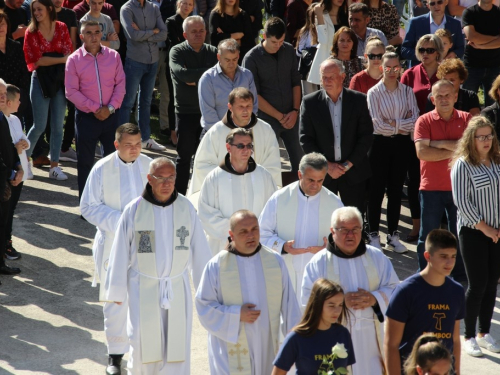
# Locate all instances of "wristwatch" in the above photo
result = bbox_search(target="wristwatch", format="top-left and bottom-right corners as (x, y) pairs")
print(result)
(108, 105), (115, 114)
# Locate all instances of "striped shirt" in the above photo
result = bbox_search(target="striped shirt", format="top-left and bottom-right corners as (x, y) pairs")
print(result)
(367, 81), (420, 136)
(451, 157), (500, 230)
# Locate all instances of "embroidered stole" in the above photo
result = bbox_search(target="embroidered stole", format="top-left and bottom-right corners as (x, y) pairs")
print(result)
(99, 153), (149, 301)
(219, 246), (282, 375)
(326, 250), (385, 367)
(276, 183), (334, 291)
(133, 196), (191, 364)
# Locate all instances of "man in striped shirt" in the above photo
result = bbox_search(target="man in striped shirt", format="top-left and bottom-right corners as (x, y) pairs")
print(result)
(414, 79), (470, 282)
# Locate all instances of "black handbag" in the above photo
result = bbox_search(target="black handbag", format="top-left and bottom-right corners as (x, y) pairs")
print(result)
(298, 46), (317, 80)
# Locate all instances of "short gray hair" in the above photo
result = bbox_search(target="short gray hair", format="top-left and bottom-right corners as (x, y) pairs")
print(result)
(431, 79), (455, 96)
(218, 38), (240, 54)
(320, 57), (345, 75)
(331, 207), (363, 229)
(299, 152), (328, 174)
(149, 157), (176, 174)
(0, 78), (6, 87)
(182, 15), (205, 32)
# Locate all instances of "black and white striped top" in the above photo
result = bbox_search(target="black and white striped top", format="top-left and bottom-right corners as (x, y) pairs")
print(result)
(451, 157), (500, 229)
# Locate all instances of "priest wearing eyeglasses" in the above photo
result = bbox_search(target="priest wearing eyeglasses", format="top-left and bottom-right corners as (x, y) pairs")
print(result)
(198, 127), (277, 256)
(187, 87), (281, 199)
(104, 157), (212, 374)
(301, 206), (399, 375)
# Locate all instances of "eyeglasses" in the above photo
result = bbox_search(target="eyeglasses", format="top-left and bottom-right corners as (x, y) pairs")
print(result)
(230, 143), (254, 150)
(151, 174), (176, 184)
(384, 66), (401, 73)
(428, 0), (444, 6)
(367, 53), (384, 60)
(475, 134), (494, 142)
(418, 47), (437, 54)
(335, 227), (362, 236)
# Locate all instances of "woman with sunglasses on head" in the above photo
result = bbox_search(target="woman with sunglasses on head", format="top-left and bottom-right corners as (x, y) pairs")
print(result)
(404, 334), (452, 375)
(308, 0), (348, 87)
(400, 34), (444, 243)
(451, 116), (500, 358)
(272, 278), (355, 375)
(349, 36), (385, 93)
(331, 26), (363, 87)
(366, 51), (419, 253)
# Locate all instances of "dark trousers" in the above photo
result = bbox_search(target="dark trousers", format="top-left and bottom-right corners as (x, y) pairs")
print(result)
(459, 226), (500, 338)
(166, 67), (176, 132)
(324, 177), (367, 216)
(368, 135), (411, 234)
(416, 190), (466, 281)
(266, 117), (304, 171)
(75, 109), (119, 198)
(407, 145), (421, 220)
(175, 113), (202, 195)
(5, 182), (23, 243)
(0, 198), (10, 266)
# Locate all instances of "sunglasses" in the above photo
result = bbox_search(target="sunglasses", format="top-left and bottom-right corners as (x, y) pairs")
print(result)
(418, 47), (437, 54)
(428, 0), (444, 6)
(230, 143), (254, 150)
(367, 53), (384, 60)
(384, 66), (401, 73)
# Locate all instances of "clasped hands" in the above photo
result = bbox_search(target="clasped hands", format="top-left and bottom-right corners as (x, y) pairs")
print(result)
(284, 237), (328, 255)
(344, 288), (377, 310)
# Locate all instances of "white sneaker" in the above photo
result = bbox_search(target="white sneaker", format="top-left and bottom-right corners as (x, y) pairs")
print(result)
(464, 337), (484, 357)
(369, 232), (382, 250)
(49, 166), (68, 181)
(59, 148), (77, 162)
(385, 232), (408, 254)
(26, 161), (34, 180)
(142, 138), (166, 151)
(477, 334), (500, 353)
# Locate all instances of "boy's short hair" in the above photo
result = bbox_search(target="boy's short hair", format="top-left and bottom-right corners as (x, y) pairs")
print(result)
(6, 84), (20, 102)
(115, 123), (141, 142)
(425, 229), (457, 255)
(264, 17), (286, 39)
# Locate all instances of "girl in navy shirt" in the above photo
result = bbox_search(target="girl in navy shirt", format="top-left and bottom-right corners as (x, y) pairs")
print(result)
(272, 278), (355, 375)
(404, 334), (452, 375)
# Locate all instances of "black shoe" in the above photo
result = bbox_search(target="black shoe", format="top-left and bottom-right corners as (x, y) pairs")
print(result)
(0, 264), (21, 275)
(5, 241), (21, 260)
(106, 354), (123, 375)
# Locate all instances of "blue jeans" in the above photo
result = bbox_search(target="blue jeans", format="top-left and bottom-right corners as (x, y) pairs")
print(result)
(118, 58), (158, 141)
(463, 66), (500, 107)
(26, 74), (66, 162)
(417, 190), (466, 281)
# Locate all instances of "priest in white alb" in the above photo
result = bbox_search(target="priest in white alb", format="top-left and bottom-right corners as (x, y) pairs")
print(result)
(302, 207), (399, 375)
(198, 128), (277, 255)
(104, 157), (212, 375)
(259, 152), (344, 299)
(80, 123), (151, 374)
(187, 87), (281, 198)
(195, 210), (301, 375)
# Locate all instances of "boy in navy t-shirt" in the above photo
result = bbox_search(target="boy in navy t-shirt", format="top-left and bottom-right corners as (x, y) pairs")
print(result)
(384, 229), (465, 375)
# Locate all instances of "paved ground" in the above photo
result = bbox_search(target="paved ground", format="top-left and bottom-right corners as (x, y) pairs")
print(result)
(0, 146), (499, 374)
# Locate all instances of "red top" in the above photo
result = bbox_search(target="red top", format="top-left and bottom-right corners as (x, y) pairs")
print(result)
(400, 63), (438, 116)
(414, 109), (472, 191)
(349, 70), (381, 94)
(23, 22), (73, 72)
(63, 0), (81, 9)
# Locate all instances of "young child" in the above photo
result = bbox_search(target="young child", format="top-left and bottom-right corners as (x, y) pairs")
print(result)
(272, 278), (356, 374)
(435, 29), (454, 60)
(384, 229), (465, 375)
(4, 84), (30, 260)
(404, 334), (452, 375)
(80, 0), (119, 50)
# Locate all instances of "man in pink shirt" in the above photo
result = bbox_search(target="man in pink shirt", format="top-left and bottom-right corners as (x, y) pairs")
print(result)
(414, 79), (470, 282)
(65, 20), (126, 199)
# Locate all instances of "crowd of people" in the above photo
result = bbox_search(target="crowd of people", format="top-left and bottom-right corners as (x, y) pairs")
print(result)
(1, 0), (500, 374)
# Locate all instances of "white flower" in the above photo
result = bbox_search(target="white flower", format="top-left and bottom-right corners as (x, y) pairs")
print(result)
(331, 343), (348, 359)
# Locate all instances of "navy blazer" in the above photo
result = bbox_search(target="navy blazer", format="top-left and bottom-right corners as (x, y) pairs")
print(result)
(299, 88), (373, 186)
(401, 14), (465, 67)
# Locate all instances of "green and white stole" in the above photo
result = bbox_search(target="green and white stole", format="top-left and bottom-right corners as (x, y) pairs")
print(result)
(98, 153), (149, 301)
(133, 196), (191, 364)
(276, 183), (334, 291)
(326, 250), (385, 364)
(219, 246), (282, 375)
